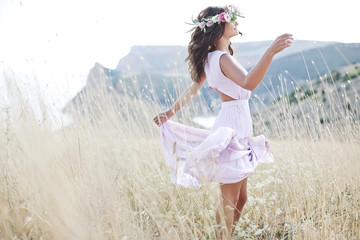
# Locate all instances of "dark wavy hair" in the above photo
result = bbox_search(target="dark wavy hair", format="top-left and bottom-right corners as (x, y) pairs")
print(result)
(185, 6), (237, 83)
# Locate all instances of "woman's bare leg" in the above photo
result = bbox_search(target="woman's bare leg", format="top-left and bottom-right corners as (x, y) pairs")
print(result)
(215, 180), (244, 239)
(232, 177), (248, 233)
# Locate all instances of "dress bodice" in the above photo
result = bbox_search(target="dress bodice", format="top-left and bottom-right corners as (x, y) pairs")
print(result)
(204, 50), (251, 100)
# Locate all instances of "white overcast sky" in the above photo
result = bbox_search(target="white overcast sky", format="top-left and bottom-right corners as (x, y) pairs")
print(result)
(0, 0), (359, 128)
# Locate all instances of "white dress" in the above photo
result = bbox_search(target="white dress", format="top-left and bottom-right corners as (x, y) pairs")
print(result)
(158, 50), (274, 188)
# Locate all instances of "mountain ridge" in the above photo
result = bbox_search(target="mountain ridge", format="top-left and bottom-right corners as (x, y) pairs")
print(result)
(114, 40), (335, 76)
(63, 40), (360, 116)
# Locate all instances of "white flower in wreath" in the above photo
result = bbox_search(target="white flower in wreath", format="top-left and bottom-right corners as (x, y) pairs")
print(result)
(206, 19), (214, 27)
(212, 15), (220, 24)
(224, 13), (231, 22)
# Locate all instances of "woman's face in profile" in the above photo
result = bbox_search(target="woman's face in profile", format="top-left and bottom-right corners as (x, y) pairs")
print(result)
(223, 20), (240, 38)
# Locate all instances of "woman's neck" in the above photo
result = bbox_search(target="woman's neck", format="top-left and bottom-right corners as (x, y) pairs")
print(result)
(215, 37), (231, 53)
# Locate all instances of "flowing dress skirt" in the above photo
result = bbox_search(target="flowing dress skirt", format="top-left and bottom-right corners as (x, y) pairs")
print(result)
(159, 99), (274, 188)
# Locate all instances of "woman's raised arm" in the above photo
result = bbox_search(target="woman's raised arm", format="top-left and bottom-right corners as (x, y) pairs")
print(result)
(152, 72), (206, 127)
(220, 33), (293, 91)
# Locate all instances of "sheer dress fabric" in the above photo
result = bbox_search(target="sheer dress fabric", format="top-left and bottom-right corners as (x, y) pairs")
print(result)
(159, 50), (274, 188)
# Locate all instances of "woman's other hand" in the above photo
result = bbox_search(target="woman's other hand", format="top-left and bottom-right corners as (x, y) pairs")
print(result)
(267, 33), (294, 56)
(152, 110), (173, 127)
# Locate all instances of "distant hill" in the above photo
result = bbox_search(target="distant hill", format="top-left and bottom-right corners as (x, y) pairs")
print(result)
(63, 41), (360, 116)
(252, 42), (360, 105)
(115, 40), (334, 76)
(251, 62), (360, 137)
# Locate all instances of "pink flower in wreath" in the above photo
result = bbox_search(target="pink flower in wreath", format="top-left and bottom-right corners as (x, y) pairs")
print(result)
(219, 12), (226, 22)
(197, 21), (205, 30)
(228, 4), (237, 11)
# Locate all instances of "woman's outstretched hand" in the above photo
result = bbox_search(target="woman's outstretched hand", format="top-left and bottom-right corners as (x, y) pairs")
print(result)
(267, 33), (294, 56)
(152, 110), (173, 127)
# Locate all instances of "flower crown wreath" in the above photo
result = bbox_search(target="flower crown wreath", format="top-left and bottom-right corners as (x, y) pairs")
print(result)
(186, 5), (244, 33)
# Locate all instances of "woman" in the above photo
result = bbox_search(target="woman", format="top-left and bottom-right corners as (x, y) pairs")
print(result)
(152, 5), (293, 239)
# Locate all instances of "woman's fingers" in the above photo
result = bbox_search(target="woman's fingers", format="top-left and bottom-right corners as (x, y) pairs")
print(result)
(278, 33), (294, 40)
(276, 34), (294, 43)
(152, 115), (159, 126)
(277, 35), (293, 44)
(269, 33), (294, 54)
(152, 113), (169, 127)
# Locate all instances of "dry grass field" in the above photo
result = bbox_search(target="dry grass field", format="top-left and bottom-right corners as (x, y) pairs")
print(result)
(0, 68), (359, 239)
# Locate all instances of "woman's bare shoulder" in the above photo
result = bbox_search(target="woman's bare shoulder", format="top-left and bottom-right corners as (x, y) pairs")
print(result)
(219, 53), (245, 74)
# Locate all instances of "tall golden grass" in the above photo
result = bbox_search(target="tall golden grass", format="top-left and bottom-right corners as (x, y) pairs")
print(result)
(0, 61), (359, 239)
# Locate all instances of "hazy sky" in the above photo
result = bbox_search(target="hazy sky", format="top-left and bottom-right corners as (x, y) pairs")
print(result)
(1, 0), (359, 69)
(0, 0), (359, 128)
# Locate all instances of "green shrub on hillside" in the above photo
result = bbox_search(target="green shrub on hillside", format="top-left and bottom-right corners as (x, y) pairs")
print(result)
(342, 69), (360, 81)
